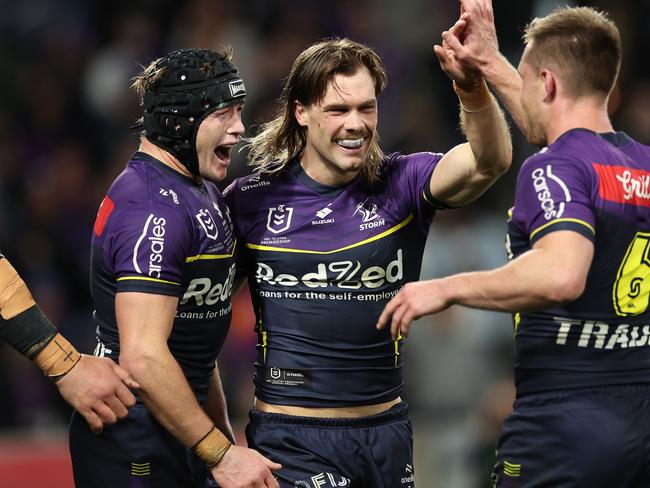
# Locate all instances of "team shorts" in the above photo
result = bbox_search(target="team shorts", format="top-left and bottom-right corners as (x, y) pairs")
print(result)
(491, 385), (650, 488)
(69, 403), (214, 488)
(246, 400), (414, 488)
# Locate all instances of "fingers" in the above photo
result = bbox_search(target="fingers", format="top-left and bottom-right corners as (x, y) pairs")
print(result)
(263, 458), (282, 471)
(442, 30), (465, 55)
(114, 380), (137, 408)
(377, 295), (400, 330)
(111, 361), (141, 390)
(92, 401), (118, 429)
(105, 394), (129, 420)
(265, 472), (280, 488)
(433, 44), (450, 68)
(80, 408), (104, 434)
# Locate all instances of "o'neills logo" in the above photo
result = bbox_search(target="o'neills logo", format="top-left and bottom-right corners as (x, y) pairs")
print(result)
(593, 163), (650, 208)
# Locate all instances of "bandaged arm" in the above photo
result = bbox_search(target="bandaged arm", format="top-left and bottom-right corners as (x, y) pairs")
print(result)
(0, 254), (80, 380)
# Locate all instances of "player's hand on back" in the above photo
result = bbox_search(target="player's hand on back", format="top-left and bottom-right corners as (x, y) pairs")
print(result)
(56, 355), (139, 433)
(211, 445), (282, 488)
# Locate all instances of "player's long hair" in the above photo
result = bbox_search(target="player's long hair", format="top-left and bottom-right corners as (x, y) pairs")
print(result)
(523, 7), (621, 98)
(245, 38), (388, 184)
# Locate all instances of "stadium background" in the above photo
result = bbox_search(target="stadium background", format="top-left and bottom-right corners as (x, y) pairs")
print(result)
(0, 0), (648, 486)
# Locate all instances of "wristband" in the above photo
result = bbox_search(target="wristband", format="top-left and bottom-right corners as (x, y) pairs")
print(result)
(453, 79), (492, 113)
(192, 426), (232, 467)
(33, 332), (82, 381)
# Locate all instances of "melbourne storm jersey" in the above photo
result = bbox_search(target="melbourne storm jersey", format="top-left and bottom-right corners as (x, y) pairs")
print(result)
(225, 152), (443, 407)
(508, 129), (650, 395)
(90, 152), (236, 402)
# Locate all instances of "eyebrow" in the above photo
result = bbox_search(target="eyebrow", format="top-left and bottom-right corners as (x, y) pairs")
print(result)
(321, 99), (377, 111)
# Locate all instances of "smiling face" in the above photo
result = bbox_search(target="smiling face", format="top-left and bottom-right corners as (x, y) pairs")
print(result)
(195, 103), (245, 182)
(294, 66), (378, 185)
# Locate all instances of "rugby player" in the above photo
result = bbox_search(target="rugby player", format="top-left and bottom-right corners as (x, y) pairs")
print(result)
(0, 252), (138, 432)
(224, 37), (511, 486)
(378, 3), (650, 486)
(69, 48), (280, 488)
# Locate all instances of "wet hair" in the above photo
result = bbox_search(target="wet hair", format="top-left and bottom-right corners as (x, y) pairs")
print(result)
(246, 38), (387, 184)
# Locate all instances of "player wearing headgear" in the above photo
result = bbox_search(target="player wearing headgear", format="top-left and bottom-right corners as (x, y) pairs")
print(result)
(0, 252), (139, 433)
(224, 37), (511, 486)
(379, 2), (650, 486)
(69, 48), (281, 488)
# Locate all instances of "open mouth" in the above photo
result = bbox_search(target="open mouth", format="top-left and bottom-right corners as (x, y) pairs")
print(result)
(214, 145), (233, 162)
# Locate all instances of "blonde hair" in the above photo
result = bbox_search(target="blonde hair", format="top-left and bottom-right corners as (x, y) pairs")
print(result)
(523, 7), (621, 97)
(246, 38), (388, 184)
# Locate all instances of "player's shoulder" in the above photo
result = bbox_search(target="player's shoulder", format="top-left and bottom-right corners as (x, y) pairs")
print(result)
(520, 130), (597, 176)
(385, 151), (444, 167)
(224, 169), (288, 202)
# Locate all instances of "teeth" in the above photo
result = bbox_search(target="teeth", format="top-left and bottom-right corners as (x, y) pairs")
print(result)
(337, 138), (364, 148)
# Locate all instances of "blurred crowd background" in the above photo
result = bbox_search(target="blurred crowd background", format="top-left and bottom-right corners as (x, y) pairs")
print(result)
(1, 0), (648, 486)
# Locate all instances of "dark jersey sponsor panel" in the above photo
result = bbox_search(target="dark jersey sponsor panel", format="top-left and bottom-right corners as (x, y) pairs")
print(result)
(90, 152), (236, 402)
(507, 130), (650, 396)
(226, 152), (442, 407)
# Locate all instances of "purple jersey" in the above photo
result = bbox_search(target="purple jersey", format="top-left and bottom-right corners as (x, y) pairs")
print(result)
(225, 152), (443, 407)
(90, 152), (236, 402)
(508, 129), (650, 395)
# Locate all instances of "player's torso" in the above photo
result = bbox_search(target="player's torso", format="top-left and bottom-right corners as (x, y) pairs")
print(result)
(90, 153), (236, 400)
(508, 131), (650, 394)
(227, 156), (439, 406)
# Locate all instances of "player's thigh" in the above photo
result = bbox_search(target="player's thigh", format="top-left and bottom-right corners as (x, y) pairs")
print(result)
(70, 406), (209, 488)
(363, 413), (414, 488)
(491, 394), (639, 488)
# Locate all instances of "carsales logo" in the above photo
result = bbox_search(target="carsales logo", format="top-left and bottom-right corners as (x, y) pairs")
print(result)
(531, 165), (570, 220)
(133, 214), (166, 278)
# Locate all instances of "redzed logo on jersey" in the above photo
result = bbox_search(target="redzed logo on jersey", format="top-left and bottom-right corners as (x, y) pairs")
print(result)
(593, 163), (650, 207)
(93, 196), (115, 236)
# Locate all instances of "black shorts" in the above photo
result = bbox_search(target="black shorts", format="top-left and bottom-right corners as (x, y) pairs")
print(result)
(69, 404), (214, 488)
(246, 401), (414, 488)
(491, 385), (650, 488)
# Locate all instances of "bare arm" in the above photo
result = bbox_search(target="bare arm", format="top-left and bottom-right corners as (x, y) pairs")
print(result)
(444, 0), (527, 133)
(205, 361), (236, 443)
(430, 17), (512, 207)
(116, 292), (280, 487)
(377, 231), (594, 339)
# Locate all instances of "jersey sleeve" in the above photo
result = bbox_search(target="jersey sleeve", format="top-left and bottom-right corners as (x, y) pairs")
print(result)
(512, 155), (596, 245)
(222, 179), (248, 279)
(387, 152), (445, 221)
(106, 201), (192, 296)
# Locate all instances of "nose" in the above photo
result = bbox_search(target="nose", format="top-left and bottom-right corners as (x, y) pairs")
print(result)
(228, 111), (245, 138)
(343, 110), (365, 133)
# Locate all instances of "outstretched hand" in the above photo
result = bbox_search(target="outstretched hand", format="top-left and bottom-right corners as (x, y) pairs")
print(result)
(434, 13), (482, 89)
(56, 355), (139, 433)
(376, 280), (452, 340)
(211, 445), (282, 488)
(439, 0), (500, 76)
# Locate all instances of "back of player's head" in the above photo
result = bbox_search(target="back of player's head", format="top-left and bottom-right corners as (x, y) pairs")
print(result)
(523, 7), (621, 98)
(132, 48), (246, 175)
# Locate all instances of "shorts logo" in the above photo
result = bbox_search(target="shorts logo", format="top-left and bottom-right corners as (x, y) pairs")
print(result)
(503, 460), (521, 478)
(531, 165), (570, 220)
(196, 209), (219, 240)
(294, 472), (350, 487)
(267, 205), (293, 234)
(229, 79), (246, 98)
(401, 464), (414, 486)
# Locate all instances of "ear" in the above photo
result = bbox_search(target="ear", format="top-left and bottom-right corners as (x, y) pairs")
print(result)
(294, 100), (309, 127)
(540, 69), (557, 103)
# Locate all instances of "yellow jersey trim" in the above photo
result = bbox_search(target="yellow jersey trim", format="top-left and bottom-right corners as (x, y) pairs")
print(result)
(117, 276), (180, 286)
(246, 215), (415, 254)
(185, 239), (237, 263)
(530, 218), (595, 240)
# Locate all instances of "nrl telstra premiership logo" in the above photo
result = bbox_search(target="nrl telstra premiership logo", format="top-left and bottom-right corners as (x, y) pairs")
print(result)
(196, 208), (219, 240)
(266, 205), (293, 234)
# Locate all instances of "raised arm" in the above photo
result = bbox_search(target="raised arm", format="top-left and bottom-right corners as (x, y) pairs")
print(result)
(116, 292), (280, 487)
(444, 0), (527, 133)
(429, 17), (512, 207)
